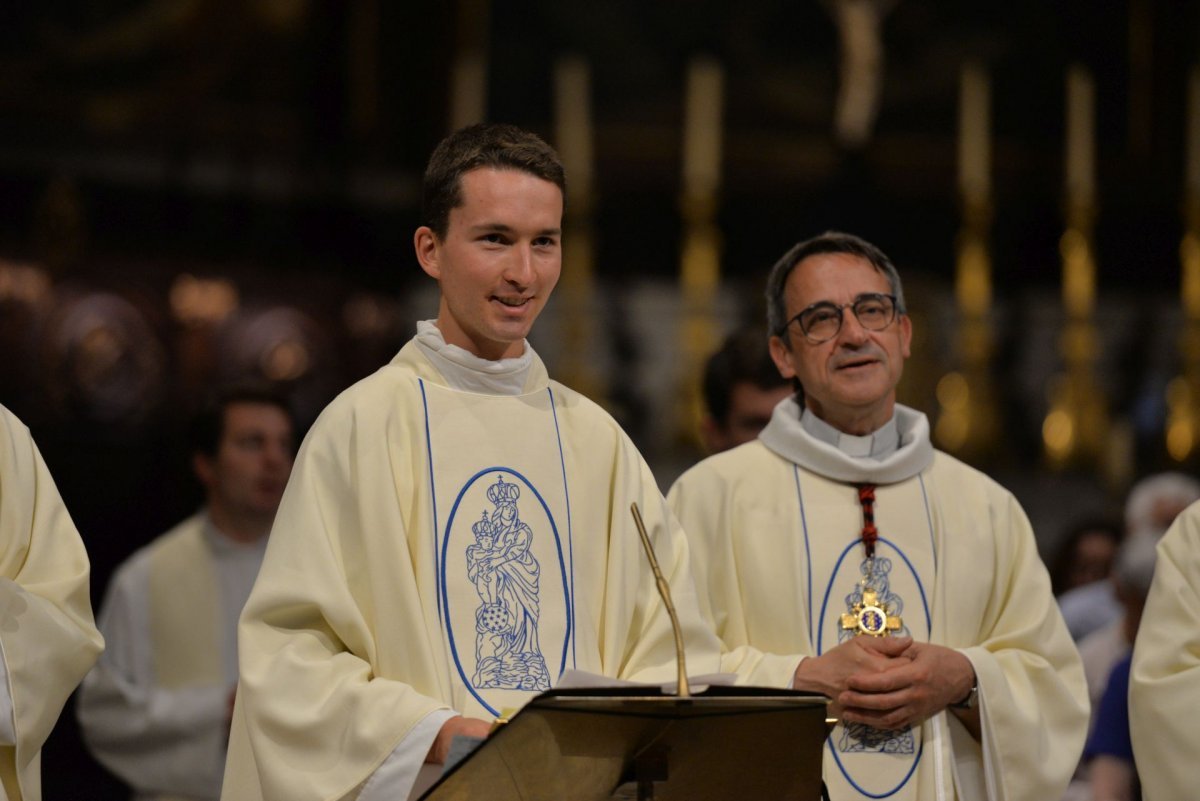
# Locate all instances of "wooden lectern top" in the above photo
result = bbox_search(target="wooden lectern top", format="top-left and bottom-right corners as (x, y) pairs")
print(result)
(419, 684), (829, 801)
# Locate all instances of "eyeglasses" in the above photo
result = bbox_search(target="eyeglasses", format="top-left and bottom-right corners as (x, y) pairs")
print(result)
(781, 293), (899, 344)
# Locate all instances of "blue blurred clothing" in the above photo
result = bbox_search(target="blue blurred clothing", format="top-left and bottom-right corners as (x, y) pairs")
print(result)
(1085, 653), (1133, 762)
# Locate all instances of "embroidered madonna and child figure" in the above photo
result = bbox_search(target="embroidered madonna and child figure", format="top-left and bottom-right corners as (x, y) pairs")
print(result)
(467, 475), (550, 692)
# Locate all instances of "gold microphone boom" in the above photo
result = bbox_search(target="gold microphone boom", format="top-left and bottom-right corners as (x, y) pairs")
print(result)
(630, 502), (691, 698)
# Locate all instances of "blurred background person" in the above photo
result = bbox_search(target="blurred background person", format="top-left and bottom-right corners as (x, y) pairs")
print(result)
(1057, 472), (1200, 642)
(77, 386), (295, 801)
(699, 324), (793, 454)
(1049, 516), (1123, 599)
(1062, 533), (1158, 801)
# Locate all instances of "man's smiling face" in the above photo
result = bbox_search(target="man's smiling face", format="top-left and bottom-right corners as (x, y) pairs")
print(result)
(414, 166), (563, 361)
(768, 251), (911, 435)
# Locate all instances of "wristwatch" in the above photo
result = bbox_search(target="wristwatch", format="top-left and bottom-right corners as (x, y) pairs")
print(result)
(950, 681), (978, 710)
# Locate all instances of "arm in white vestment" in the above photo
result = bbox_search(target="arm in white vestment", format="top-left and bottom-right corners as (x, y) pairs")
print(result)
(221, 409), (457, 801)
(356, 710), (456, 801)
(666, 474), (805, 688)
(77, 557), (228, 797)
(952, 489), (1088, 801)
(1129, 501), (1200, 801)
(0, 407), (104, 797)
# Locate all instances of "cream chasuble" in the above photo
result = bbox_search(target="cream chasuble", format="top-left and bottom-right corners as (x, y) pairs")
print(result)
(668, 400), (1087, 801)
(222, 339), (719, 801)
(147, 517), (223, 691)
(0, 405), (104, 801)
(1129, 499), (1200, 801)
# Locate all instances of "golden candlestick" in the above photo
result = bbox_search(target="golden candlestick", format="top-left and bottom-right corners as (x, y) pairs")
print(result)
(937, 63), (999, 458)
(449, 0), (490, 129)
(1044, 65), (1108, 470)
(553, 56), (602, 400)
(677, 58), (725, 449)
(1166, 66), (1200, 464)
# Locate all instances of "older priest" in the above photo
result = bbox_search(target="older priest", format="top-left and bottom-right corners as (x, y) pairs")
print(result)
(669, 232), (1087, 800)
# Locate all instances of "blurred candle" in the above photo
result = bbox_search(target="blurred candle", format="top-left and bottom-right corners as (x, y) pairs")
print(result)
(1182, 66), (1200, 319)
(554, 56), (594, 203)
(1065, 66), (1096, 206)
(682, 58), (724, 198)
(958, 63), (990, 204)
(1187, 66), (1200, 203)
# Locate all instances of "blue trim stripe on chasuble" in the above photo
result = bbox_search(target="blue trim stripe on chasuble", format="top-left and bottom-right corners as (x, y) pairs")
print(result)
(792, 465), (814, 636)
(919, 474), (937, 573)
(546, 386), (577, 668)
(418, 379), (443, 626)
(440, 466), (574, 717)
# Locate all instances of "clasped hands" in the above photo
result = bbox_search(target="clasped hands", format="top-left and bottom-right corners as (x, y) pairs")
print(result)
(792, 636), (977, 734)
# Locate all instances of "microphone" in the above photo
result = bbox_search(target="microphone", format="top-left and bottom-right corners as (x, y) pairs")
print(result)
(629, 502), (690, 698)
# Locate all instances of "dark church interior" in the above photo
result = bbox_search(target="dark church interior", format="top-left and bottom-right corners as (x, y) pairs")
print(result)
(0, 2), (1196, 797)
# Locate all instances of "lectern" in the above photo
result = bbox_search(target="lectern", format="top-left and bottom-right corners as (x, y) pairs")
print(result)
(420, 502), (831, 800)
(418, 683), (830, 801)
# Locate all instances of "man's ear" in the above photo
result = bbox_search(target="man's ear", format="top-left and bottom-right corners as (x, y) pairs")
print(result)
(414, 226), (441, 280)
(768, 335), (797, 379)
(899, 313), (913, 359)
(699, 415), (725, 455)
(193, 452), (215, 490)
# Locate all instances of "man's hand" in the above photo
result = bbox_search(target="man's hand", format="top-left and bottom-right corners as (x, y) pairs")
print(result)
(425, 715), (492, 764)
(792, 636), (913, 715)
(838, 641), (976, 732)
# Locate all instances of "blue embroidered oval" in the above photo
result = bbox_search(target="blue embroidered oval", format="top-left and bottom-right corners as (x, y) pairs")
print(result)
(815, 537), (931, 798)
(441, 467), (572, 716)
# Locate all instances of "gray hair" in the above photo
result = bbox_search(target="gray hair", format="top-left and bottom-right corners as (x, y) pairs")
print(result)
(1113, 535), (1159, 601)
(764, 231), (907, 342)
(1124, 471), (1200, 539)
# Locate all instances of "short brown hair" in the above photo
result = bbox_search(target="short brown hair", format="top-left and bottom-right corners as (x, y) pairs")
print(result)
(421, 123), (566, 239)
(189, 384), (295, 458)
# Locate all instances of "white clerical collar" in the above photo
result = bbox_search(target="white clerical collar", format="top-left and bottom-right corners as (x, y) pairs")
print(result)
(413, 319), (535, 396)
(200, 509), (270, 556)
(759, 398), (934, 484)
(799, 408), (901, 461)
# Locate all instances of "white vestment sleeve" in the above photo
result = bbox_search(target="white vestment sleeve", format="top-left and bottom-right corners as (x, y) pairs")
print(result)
(0, 406), (105, 799)
(357, 709), (456, 801)
(77, 556), (227, 798)
(0, 642), (15, 745)
(667, 474), (813, 688)
(221, 401), (459, 801)
(1129, 501), (1200, 801)
(952, 490), (1088, 801)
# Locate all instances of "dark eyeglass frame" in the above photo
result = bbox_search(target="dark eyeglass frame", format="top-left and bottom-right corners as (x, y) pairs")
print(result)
(779, 293), (899, 344)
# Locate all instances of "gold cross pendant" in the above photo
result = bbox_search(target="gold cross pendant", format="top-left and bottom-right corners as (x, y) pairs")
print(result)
(840, 588), (902, 637)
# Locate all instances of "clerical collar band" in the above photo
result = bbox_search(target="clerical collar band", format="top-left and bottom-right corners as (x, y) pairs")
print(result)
(799, 408), (901, 461)
(414, 320), (535, 396)
(758, 398), (934, 484)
